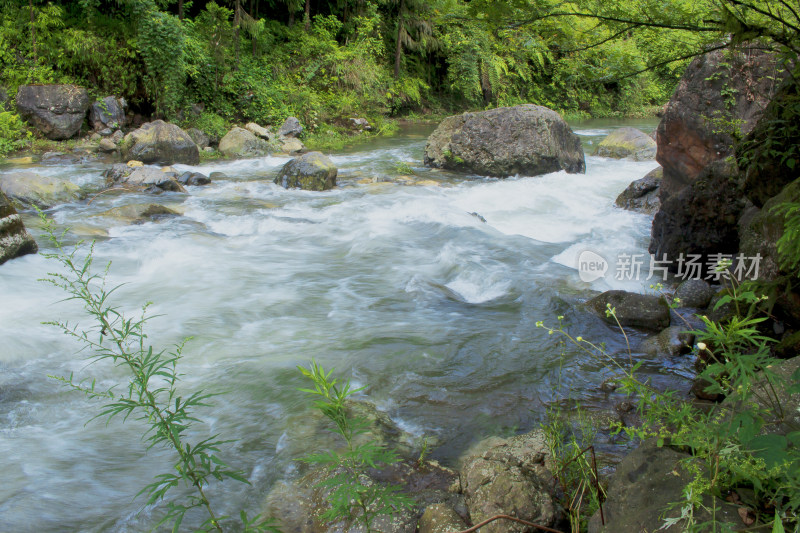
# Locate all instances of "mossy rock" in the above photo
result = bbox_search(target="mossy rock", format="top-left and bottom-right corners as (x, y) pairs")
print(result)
(218, 127), (271, 157)
(275, 151), (337, 191)
(594, 127), (657, 160)
(0, 190), (38, 265)
(121, 120), (199, 165)
(0, 171), (80, 208)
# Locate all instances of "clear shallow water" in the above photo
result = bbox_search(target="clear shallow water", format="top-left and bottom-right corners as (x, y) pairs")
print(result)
(0, 121), (685, 531)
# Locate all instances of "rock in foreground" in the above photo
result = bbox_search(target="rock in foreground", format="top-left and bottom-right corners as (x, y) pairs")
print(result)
(594, 127), (656, 160)
(121, 120), (199, 165)
(586, 290), (670, 331)
(0, 171), (80, 208)
(424, 105), (585, 177)
(16, 84), (90, 140)
(275, 152), (337, 191)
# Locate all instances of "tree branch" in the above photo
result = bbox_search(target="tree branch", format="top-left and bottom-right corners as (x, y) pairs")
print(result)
(506, 11), (721, 33)
(724, 0), (800, 34)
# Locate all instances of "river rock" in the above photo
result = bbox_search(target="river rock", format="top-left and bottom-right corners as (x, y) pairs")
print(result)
(656, 47), (786, 200)
(740, 80), (800, 208)
(121, 121), (199, 165)
(459, 429), (558, 533)
(98, 138), (117, 153)
(177, 171), (211, 186)
(275, 152), (337, 191)
(615, 166), (661, 214)
(219, 127), (270, 157)
(418, 503), (467, 533)
(587, 440), (740, 532)
(16, 84), (90, 140)
(0, 190), (37, 265)
(97, 203), (179, 224)
(124, 167), (186, 192)
(424, 104), (585, 177)
(649, 161), (746, 271)
(674, 279), (715, 308)
(89, 96), (126, 131)
(186, 127), (210, 149)
(586, 290), (670, 331)
(0, 171), (80, 208)
(280, 137), (305, 154)
(639, 326), (694, 357)
(278, 116), (303, 138)
(594, 127), (656, 160)
(245, 122), (272, 140)
(349, 118), (371, 131)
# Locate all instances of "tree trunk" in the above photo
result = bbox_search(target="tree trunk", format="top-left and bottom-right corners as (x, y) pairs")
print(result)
(178, 0), (184, 20)
(234, 0), (240, 69)
(251, 0), (258, 56)
(304, 0), (310, 31)
(394, 0), (405, 79)
(30, 0), (36, 62)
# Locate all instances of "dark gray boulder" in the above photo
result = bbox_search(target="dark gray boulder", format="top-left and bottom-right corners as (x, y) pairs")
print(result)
(587, 441), (739, 532)
(120, 120), (199, 165)
(655, 47), (786, 201)
(594, 127), (656, 160)
(186, 128), (210, 149)
(16, 84), (90, 140)
(586, 290), (670, 331)
(649, 161), (746, 271)
(615, 167), (662, 214)
(0, 190), (37, 265)
(423, 104), (585, 177)
(177, 171), (211, 186)
(278, 116), (303, 138)
(275, 151), (337, 191)
(89, 96), (126, 131)
(674, 279), (715, 308)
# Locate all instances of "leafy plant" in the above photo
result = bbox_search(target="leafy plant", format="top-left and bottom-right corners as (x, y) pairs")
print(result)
(0, 111), (32, 157)
(39, 214), (277, 533)
(298, 360), (414, 533)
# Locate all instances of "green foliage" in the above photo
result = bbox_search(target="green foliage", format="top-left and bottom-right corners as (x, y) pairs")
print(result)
(0, 111), (31, 157)
(298, 361), (414, 533)
(774, 202), (800, 276)
(137, 9), (186, 117)
(39, 214), (278, 533)
(538, 277), (800, 531)
(542, 405), (605, 532)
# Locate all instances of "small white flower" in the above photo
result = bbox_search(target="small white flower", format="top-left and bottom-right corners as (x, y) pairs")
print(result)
(697, 342), (707, 351)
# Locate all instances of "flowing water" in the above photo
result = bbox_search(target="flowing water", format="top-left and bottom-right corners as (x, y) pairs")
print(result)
(0, 120), (693, 531)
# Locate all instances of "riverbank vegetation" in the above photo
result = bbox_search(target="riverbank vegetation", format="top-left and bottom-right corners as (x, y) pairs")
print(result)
(0, 0), (707, 145)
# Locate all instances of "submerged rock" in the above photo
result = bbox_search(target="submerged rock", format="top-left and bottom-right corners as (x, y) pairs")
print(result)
(423, 104), (585, 177)
(615, 167), (661, 214)
(594, 127), (656, 160)
(16, 84), (90, 140)
(96, 203), (180, 224)
(586, 290), (670, 331)
(0, 171), (80, 208)
(0, 190), (37, 265)
(275, 152), (337, 191)
(120, 120), (199, 165)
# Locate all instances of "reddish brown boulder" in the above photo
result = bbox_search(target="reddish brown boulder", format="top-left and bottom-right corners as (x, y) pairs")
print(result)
(656, 47), (786, 200)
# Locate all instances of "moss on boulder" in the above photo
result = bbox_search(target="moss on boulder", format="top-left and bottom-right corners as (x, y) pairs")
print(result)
(275, 151), (337, 191)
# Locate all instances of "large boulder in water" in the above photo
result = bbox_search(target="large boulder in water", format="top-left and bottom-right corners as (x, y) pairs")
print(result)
(423, 104), (585, 177)
(615, 167), (662, 214)
(0, 190), (37, 265)
(594, 127), (656, 160)
(275, 151), (337, 191)
(655, 47), (786, 200)
(219, 127), (270, 157)
(16, 84), (90, 140)
(120, 120), (199, 165)
(0, 171), (80, 208)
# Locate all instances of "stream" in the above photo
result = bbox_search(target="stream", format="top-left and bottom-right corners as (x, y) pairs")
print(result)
(0, 118), (694, 531)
